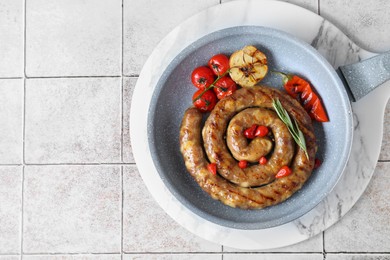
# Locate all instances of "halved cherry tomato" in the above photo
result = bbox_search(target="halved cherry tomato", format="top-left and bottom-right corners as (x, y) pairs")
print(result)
(192, 89), (217, 112)
(213, 76), (237, 100)
(238, 160), (248, 169)
(255, 125), (269, 137)
(244, 124), (257, 139)
(207, 163), (217, 175)
(259, 156), (267, 165)
(191, 66), (215, 89)
(275, 166), (292, 178)
(276, 73), (329, 122)
(208, 54), (230, 76)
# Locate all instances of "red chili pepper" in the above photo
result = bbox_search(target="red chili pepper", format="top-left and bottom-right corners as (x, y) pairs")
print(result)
(207, 163), (217, 175)
(275, 165), (292, 178)
(259, 156), (267, 165)
(314, 158), (322, 169)
(244, 124), (257, 139)
(275, 72), (329, 122)
(238, 160), (248, 169)
(255, 125), (269, 137)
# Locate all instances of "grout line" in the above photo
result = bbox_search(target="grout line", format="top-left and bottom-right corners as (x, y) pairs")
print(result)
(378, 160), (390, 163)
(20, 253), (122, 256)
(25, 75), (121, 79)
(0, 164), (23, 166)
(23, 163), (136, 166)
(123, 74), (139, 78)
(0, 77), (24, 79)
(323, 240), (326, 259)
(318, 0), (321, 15)
(323, 231), (326, 259)
(23, 0), (27, 77)
(121, 0), (124, 77)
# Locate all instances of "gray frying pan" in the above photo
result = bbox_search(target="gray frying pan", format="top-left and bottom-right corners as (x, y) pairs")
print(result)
(147, 25), (390, 230)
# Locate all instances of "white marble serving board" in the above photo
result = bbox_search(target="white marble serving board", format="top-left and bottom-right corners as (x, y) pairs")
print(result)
(130, 0), (390, 250)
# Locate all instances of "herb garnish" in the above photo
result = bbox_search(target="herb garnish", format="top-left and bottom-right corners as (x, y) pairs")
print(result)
(272, 98), (309, 159)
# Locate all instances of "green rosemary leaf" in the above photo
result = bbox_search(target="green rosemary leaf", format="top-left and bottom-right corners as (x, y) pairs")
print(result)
(272, 98), (309, 159)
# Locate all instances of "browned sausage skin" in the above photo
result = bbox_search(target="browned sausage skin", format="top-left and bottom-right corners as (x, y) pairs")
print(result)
(179, 86), (317, 209)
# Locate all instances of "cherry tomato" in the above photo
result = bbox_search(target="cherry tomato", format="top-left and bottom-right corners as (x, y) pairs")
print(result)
(275, 166), (292, 178)
(244, 124), (257, 139)
(255, 125), (269, 137)
(208, 54), (230, 76)
(259, 156), (267, 165)
(191, 66), (215, 89)
(207, 163), (217, 175)
(238, 160), (248, 169)
(213, 76), (237, 100)
(192, 89), (217, 112)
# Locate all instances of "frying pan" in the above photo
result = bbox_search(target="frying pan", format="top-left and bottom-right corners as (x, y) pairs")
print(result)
(148, 25), (352, 229)
(130, 1), (390, 231)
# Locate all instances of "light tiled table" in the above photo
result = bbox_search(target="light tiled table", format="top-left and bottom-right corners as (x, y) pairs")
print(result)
(0, 0), (389, 259)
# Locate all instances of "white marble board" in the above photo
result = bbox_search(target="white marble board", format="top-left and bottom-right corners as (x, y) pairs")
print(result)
(130, 0), (390, 250)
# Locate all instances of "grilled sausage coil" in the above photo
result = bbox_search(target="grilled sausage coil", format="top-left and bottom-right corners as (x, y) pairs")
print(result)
(179, 86), (317, 209)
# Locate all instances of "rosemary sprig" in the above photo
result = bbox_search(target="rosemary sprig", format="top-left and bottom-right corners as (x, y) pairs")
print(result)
(272, 98), (309, 159)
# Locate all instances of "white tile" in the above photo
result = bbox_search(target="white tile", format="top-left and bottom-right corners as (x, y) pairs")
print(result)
(26, 0), (121, 77)
(122, 77), (136, 163)
(23, 165), (121, 253)
(326, 254), (390, 260)
(0, 257), (20, 260)
(221, 0), (318, 13)
(380, 97), (390, 161)
(123, 254), (221, 260)
(320, 0), (390, 52)
(122, 165), (221, 252)
(0, 167), (22, 254)
(0, 79), (23, 164)
(123, 0), (220, 76)
(324, 162), (390, 252)
(23, 255), (121, 260)
(224, 254), (323, 260)
(224, 232), (323, 252)
(0, 0), (24, 77)
(25, 78), (121, 163)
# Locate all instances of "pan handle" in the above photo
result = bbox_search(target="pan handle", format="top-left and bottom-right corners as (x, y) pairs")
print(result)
(338, 51), (390, 102)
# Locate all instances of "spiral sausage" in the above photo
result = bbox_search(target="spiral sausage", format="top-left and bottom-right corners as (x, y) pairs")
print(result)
(179, 86), (317, 209)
